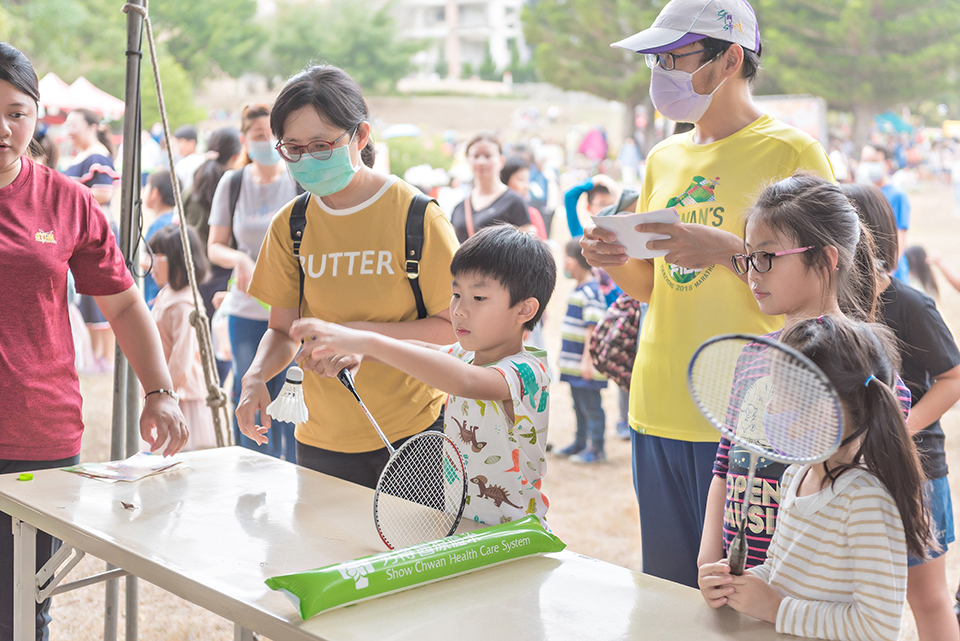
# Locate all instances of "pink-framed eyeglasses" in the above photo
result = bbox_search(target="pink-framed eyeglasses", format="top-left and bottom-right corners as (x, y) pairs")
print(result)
(731, 246), (814, 275)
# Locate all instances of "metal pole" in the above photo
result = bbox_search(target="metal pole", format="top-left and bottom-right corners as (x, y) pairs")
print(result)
(108, 1), (145, 639)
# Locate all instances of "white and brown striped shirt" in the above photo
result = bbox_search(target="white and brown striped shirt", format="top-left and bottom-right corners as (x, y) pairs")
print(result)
(748, 465), (907, 641)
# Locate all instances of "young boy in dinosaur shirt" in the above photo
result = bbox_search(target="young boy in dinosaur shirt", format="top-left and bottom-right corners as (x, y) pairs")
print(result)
(293, 224), (557, 526)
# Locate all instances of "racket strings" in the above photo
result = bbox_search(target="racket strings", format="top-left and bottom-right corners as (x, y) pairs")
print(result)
(375, 433), (467, 549)
(689, 337), (842, 464)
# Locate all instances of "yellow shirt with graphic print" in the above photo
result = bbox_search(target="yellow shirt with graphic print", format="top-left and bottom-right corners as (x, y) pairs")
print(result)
(248, 176), (460, 452)
(631, 114), (835, 442)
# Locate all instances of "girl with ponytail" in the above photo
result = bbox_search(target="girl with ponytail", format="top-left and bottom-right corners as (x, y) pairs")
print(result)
(63, 107), (118, 207)
(698, 173), (913, 608)
(708, 315), (932, 640)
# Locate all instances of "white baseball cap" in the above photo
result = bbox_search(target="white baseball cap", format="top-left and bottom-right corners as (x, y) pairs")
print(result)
(612, 0), (761, 54)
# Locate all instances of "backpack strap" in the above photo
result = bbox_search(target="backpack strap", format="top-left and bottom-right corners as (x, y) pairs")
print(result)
(289, 191), (311, 318)
(405, 193), (434, 320)
(226, 166), (244, 249)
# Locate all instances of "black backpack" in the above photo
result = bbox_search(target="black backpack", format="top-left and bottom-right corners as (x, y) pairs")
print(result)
(287, 191), (434, 319)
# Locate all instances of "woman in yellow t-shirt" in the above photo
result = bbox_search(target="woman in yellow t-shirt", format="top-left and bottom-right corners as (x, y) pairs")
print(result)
(238, 65), (459, 488)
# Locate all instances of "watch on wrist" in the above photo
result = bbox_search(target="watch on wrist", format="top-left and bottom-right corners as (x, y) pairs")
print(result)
(145, 388), (180, 403)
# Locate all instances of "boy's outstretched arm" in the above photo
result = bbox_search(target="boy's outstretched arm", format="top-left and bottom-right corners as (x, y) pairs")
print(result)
(290, 319), (511, 402)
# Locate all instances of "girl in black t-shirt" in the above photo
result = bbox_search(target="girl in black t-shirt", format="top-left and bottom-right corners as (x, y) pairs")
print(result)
(845, 183), (960, 641)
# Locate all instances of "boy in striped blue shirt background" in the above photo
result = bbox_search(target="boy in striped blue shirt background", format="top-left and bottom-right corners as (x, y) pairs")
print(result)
(557, 239), (608, 463)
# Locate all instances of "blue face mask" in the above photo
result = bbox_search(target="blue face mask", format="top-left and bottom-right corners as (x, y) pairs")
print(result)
(247, 139), (281, 166)
(285, 135), (361, 197)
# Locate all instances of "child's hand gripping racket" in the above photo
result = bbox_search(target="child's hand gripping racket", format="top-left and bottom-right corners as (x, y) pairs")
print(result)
(336, 369), (468, 550)
(687, 334), (843, 575)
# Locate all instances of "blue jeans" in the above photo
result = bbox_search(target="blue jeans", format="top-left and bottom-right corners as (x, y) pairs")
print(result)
(570, 385), (606, 452)
(228, 315), (297, 463)
(631, 431), (717, 587)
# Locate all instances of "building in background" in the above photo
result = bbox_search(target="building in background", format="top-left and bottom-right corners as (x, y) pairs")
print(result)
(393, 0), (531, 79)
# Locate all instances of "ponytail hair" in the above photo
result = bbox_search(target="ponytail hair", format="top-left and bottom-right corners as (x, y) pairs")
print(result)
(745, 173), (882, 321)
(780, 315), (932, 559)
(270, 65), (376, 169)
(72, 108), (115, 157)
(192, 126), (241, 212)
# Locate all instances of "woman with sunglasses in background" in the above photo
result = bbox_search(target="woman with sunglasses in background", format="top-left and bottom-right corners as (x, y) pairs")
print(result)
(235, 65), (459, 487)
(208, 103), (299, 462)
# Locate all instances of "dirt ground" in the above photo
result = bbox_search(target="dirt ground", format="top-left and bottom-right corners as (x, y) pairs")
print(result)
(47, 181), (960, 639)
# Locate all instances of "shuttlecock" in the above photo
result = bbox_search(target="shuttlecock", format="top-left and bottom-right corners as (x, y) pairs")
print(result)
(266, 367), (309, 424)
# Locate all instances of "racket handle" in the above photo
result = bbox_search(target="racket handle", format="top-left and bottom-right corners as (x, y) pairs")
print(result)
(337, 368), (363, 403)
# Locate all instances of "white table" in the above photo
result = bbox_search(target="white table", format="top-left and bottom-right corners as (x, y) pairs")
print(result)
(0, 447), (799, 640)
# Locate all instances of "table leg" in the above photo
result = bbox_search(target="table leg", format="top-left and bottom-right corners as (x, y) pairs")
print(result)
(234, 623), (255, 641)
(12, 518), (37, 641)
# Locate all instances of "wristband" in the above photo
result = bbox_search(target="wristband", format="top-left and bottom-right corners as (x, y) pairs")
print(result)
(144, 388), (180, 403)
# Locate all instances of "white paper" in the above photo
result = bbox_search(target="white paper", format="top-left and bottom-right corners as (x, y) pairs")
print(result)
(62, 451), (182, 483)
(590, 208), (680, 259)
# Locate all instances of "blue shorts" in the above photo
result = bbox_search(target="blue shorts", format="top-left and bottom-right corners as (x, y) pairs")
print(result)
(908, 475), (954, 567)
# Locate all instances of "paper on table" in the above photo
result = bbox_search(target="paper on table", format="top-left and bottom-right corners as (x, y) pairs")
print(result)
(62, 451), (182, 483)
(590, 208), (680, 259)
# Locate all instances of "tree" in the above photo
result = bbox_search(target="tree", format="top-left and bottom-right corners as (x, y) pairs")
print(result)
(508, 39), (539, 84)
(479, 44), (498, 81)
(264, 0), (421, 94)
(756, 0), (960, 147)
(150, 0), (265, 84)
(523, 0), (662, 141)
(140, 54), (209, 132)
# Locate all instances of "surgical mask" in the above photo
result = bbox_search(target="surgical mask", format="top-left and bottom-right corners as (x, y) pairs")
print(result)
(247, 140), (281, 166)
(649, 60), (725, 124)
(856, 161), (886, 184)
(285, 141), (361, 197)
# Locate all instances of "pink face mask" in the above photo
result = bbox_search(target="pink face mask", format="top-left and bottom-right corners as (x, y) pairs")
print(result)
(649, 59), (726, 124)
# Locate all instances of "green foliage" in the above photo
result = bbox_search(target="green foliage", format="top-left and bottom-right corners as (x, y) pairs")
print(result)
(150, 0), (265, 83)
(435, 48), (448, 79)
(461, 62), (474, 79)
(264, 0), (420, 94)
(756, 0), (960, 130)
(522, 0), (660, 107)
(2, 0), (226, 130)
(386, 135), (453, 180)
(140, 55), (208, 132)
(3, 0), (264, 89)
(479, 45), (498, 81)
(508, 39), (539, 84)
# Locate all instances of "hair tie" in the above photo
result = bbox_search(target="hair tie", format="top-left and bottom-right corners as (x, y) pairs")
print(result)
(816, 315), (825, 324)
(864, 375), (878, 387)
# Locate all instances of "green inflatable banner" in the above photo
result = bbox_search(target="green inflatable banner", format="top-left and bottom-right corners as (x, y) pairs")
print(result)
(266, 515), (564, 619)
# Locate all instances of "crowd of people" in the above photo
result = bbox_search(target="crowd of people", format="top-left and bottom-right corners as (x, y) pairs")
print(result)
(6, 0), (960, 638)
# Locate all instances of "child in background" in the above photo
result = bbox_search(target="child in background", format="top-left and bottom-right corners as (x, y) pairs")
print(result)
(294, 225), (557, 526)
(147, 224), (217, 451)
(844, 183), (960, 641)
(563, 174), (619, 238)
(501, 156), (548, 240)
(928, 250), (960, 294)
(698, 174), (911, 577)
(142, 169), (177, 307)
(557, 239), (608, 464)
(702, 315), (932, 641)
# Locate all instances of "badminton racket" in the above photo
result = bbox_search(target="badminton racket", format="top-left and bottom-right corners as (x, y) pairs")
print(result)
(687, 334), (843, 575)
(337, 369), (468, 550)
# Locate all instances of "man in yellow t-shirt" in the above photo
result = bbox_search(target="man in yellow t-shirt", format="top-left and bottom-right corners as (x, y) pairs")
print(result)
(582, 0), (834, 588)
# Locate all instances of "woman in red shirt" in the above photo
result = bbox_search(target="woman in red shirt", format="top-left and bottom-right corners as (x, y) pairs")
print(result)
(0, 42), (189, 639)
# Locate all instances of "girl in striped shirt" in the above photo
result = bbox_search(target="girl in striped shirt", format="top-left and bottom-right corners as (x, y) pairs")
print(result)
(698, 174), (907, 577)
(702, 315), (932, 641)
